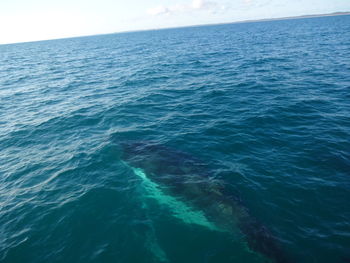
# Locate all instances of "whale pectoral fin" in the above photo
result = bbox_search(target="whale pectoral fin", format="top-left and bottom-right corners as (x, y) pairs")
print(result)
(145, 226), (169, 263)
(128, 164), (221, 232)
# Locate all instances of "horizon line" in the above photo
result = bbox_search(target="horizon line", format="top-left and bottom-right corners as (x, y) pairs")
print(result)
(1, 11), (349, 46)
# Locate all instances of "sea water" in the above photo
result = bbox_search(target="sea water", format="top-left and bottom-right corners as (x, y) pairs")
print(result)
(0, 15), (349, 263)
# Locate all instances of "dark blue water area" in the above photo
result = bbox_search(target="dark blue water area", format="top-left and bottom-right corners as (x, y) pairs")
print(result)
(0, 15), (349, 263)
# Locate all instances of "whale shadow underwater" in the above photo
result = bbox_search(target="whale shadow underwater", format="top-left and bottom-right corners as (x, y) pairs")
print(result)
(120, 140), (292, 263)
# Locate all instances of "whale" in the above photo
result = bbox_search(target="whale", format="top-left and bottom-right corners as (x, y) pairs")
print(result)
(120, 140), (292, 263)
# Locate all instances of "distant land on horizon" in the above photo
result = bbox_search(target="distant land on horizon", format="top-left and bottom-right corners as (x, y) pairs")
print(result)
(127, 11), (350, 33)
(2, 11), (349, 45)
(231, 11), (350, 24)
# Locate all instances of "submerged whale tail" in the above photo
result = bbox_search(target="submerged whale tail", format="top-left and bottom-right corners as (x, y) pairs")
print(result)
(210, 192), (292, 263)
(239, 217), (292, 263)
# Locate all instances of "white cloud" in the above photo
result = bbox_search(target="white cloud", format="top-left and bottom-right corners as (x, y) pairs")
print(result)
(0, 10), (91, 44)
(147, 6), (169, 16)
(147, 0), (223, 16)
(192, 0), (205, 9)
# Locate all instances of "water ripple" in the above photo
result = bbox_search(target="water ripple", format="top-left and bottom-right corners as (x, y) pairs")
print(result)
(0, 15), (350, 263)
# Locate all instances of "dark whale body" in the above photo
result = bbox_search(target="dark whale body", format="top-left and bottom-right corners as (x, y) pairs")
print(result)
(120, 141), (291, 263)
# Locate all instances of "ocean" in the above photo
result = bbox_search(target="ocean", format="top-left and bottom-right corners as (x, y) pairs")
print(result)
(0, 15), (349, 263)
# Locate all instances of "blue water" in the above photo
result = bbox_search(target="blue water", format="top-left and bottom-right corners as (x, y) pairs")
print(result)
(0, 15), (350, 263)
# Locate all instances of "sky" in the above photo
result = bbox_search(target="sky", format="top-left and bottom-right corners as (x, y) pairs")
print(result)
(0, 0), (349, 44)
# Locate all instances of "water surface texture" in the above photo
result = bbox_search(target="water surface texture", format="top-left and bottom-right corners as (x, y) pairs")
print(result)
(0, 15), (350, 263)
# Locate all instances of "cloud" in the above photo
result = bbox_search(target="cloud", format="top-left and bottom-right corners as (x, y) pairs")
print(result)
(147, 6), (170, 16)
(192, 0), (205, 9)
(146, 0), (223, 16)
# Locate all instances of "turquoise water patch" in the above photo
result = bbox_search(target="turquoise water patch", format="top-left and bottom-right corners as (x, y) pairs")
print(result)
(125, 162), (220, 231)
(0, 15), (349, 263)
